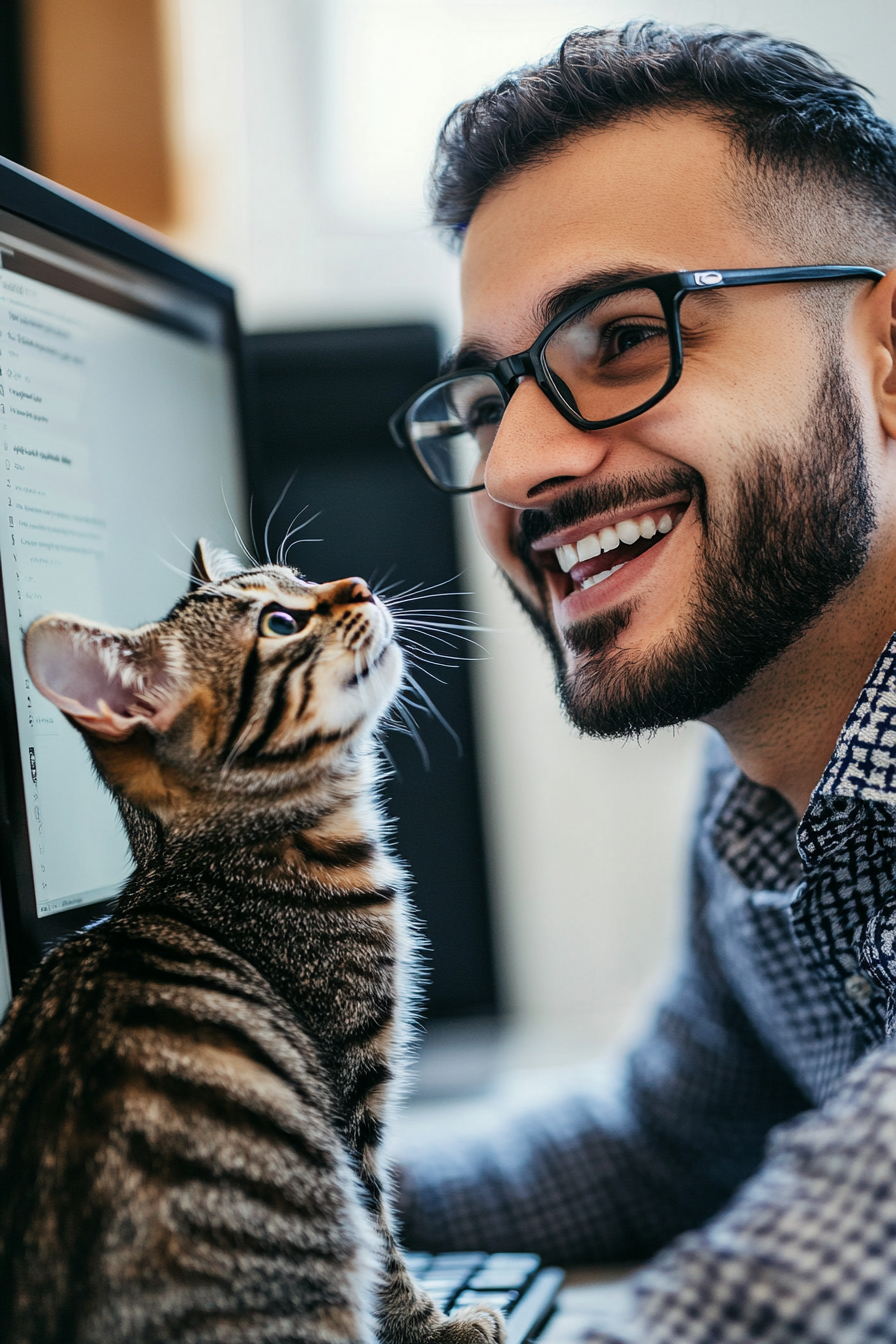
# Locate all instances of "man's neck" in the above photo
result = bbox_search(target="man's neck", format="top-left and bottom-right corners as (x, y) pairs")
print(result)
(706, 571), (896, 817)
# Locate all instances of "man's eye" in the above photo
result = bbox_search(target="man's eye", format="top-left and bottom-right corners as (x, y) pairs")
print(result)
(605, 323), (665, 358)
(466, 397), (503, 428)
(259, 609), (308, 637)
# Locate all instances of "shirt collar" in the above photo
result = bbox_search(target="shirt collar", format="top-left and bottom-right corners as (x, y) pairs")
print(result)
(711, 629), (896, 886)
(800, 631), (896, 867)
(710, 768), (802, 891)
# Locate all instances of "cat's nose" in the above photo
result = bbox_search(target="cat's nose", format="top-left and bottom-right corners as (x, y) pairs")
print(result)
(345, 579), (373, 605)
(316, 577), (374, 608)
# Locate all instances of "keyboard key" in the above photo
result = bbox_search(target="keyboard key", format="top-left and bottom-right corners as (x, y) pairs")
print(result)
(483, 1254), (541, 1274)
(432, 1253), (487, 1270)
(420, 1275), (468, 1294)
(503, 1268), (565, 1344)
(469, 1268), (531, 1290)
(405, 1249), (563, 1344)
(404, 1253), (432, 1275)
(454, 1290), (520, 1313)
(426, 1294), (454, 1311)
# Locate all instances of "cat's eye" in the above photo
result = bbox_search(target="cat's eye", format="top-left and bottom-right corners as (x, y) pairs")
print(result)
(259, 608), (310, 638)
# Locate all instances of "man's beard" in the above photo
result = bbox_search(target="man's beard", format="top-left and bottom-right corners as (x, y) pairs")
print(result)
(512, 359), (875, 738)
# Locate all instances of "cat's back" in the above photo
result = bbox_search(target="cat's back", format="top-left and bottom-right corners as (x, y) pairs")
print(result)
(0, 912), (373, 1344)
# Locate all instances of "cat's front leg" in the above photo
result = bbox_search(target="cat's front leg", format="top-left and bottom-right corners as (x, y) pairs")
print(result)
(343, 1085), (502, 1342)
(339, 1081), (505, 1344)
(342, 1100), (505, 1344)
(373, 1209), (505, 1344)
(328, 904), (505, 1344)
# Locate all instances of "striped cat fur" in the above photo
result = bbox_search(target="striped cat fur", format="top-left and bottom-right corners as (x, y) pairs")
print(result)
(0, 541), (504, 1344)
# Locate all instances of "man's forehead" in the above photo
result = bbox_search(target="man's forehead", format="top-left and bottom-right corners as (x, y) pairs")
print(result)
(458, 113), (762, 353)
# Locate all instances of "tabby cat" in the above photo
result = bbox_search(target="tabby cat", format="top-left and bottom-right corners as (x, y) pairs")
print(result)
(0, 541), (504, 1344)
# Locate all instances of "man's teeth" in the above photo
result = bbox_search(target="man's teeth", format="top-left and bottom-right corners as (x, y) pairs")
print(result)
(581, 563), (625, 590)
(554, 511), (679, 573)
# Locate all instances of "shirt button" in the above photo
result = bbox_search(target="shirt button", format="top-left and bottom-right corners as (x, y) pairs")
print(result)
(844, 973), (875, 1004)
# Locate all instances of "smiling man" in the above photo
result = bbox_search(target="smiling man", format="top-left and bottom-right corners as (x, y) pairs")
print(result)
(393, 23), (896, 1342)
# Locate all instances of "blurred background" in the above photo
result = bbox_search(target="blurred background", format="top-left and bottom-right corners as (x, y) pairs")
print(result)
(3, 0), (894, 1106)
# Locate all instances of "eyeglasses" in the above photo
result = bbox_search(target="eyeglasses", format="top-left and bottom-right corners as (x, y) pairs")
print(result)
(389, 265), (884, 494)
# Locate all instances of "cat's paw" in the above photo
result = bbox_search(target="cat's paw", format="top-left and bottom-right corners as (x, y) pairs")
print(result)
(430, 1305), (506, 1344)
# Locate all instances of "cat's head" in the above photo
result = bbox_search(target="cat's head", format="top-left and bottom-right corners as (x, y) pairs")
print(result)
(23, 541), (403, 822)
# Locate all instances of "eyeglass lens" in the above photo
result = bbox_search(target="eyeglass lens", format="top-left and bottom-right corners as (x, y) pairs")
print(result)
(543, 287), (672, 422)
(404, 287), (675, 490)
(405, 374), (504, 491)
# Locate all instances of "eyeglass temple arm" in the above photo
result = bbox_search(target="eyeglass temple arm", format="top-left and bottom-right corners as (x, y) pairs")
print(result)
(680, 265), (885, 291)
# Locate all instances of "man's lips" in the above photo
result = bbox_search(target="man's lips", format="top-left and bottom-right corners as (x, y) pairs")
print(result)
(529, 500), (690, 594)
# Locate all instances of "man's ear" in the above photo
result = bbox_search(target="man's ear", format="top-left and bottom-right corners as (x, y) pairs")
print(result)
(869, 268), (896, 441)
(191, 538), (245, 588)
(24, 615), (188, 741)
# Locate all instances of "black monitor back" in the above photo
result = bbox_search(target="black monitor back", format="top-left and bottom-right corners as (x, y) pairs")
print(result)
(242, 325), (497, 1021)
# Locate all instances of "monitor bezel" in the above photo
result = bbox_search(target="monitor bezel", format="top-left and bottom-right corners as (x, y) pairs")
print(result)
(0, 156), (249, 988)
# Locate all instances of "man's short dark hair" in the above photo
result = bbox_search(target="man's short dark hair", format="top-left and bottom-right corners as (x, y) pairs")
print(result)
(431, 23), (896, 267)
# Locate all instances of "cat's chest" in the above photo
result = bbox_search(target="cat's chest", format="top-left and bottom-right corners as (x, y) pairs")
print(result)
(220, 891), (400, 1045)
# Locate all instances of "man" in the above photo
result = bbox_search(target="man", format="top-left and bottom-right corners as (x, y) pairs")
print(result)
(390, 22), (896, 1342)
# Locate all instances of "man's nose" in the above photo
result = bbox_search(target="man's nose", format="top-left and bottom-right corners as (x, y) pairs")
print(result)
(483, 377), (612, 507)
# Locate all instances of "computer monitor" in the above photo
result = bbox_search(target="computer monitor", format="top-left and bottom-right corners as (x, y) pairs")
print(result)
(0, 158), (246, 1009)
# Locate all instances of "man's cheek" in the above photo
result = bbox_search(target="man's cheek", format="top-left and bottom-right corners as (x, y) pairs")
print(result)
(471, 494), (546, 607)
(470, 491), (510, 563)
(470, 494), (526, 582)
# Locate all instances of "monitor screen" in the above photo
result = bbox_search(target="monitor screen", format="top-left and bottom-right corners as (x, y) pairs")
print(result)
(0, 191), (244, 1010)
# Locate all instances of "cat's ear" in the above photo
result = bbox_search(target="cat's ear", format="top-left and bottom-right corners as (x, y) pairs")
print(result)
(191, 538), (244, 588)
(24, 615), (188, 741)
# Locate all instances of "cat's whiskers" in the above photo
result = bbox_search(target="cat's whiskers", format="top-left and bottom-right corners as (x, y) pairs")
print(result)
(156, 554), (200, 587)
(369, 564), (398, 596)
(357, 582), (494, 764)
(398, 639), (459, 667)
(378, 573), (466, 604)
(353, 648), (375, 715)
(248, 494), (261, 564)
(278, 507), (324, 567)
(277, 504), (311, 559)
(220, 480), (258, 566)
(262, 472), (299, 564)
(386, 693), (432, 769)
(394, 634), (486, 657)
(391, 617), (489, 681)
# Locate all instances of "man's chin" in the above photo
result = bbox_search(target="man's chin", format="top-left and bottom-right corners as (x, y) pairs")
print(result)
(551, 597), (739, 738)
(544, 601), (673, 739)
(561, 601), (637, 663)
(558, 625), (691, 739)
(498, 571), (665, 736)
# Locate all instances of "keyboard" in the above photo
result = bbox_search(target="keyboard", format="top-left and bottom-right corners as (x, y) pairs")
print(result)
(405, 1252), (565, 1344)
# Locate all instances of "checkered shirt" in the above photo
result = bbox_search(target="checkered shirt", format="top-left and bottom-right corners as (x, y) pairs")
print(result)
(397, 635), (896, 1341)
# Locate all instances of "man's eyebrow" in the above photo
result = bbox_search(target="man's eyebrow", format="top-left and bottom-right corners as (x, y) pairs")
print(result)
(443, 266), (669, 372)
(537, 266), (664, 327)
(442, 342), (502, 375)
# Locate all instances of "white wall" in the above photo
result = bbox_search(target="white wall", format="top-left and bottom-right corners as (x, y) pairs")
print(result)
(160, 0), (896, 1047)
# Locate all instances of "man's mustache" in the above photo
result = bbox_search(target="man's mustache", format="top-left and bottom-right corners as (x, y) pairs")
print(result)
(518, 466), (703, 547)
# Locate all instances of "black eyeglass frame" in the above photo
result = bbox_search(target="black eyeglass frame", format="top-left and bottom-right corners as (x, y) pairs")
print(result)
(389, 265), (885, 493)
